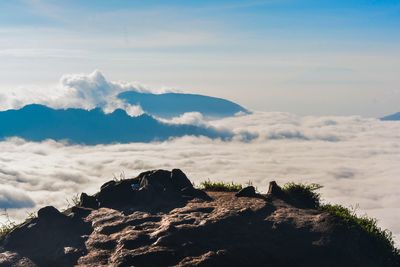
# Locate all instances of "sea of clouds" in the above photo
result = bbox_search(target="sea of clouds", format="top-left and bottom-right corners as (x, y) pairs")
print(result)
(0, 71), (399, 245)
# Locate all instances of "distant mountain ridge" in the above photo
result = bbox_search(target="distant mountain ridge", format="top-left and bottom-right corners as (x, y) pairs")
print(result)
(0, 104), (231, 145)
(381, 112), (400, 121)
(118, 91), (249, 118)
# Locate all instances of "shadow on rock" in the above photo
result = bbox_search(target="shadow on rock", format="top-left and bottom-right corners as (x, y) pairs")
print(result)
(82, 169), (212, 214)
(3, 206), (92, 267)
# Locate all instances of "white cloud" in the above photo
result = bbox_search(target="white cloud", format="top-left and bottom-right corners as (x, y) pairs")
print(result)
(0, 70), (175, 116)
(57, 70), (147, 115)
(160, 112), (208, 127)
(1, 112), (400, 246)
(0, 186), (35, 209)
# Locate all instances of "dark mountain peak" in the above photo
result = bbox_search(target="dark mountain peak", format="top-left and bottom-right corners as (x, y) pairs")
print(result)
(20, 103), (51, 111)
(118, 90), (250, 118)
(108, 108), (129, 117)
(0, 105), (231, 145)
(381, 112), (400, 121)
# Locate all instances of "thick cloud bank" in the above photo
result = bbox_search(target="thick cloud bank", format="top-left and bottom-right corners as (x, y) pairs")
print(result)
(1, 112), (400, 245)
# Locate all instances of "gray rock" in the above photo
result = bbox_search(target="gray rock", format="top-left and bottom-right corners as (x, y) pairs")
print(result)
(235, 186), (257, 198)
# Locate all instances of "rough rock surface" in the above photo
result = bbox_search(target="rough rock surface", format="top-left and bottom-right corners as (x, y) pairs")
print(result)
(0, 169), (398, 267)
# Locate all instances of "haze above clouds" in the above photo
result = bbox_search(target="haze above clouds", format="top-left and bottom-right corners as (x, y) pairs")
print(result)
(1, 1), (400, 116)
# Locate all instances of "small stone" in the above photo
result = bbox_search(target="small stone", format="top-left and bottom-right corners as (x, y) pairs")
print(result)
(267, 181), (285, 198)
(79, 193), (98, 209)
(235, 186), (257, 197)
(181, 187), (212, 201)
(37, 206), (63, 220)
(171, 169), (193, 190)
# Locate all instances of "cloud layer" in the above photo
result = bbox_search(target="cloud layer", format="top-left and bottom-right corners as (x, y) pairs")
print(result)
(1, 112), (400, 245)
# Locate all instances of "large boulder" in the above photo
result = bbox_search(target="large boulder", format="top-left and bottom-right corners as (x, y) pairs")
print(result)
(79, 193), (98, 209)
(95, 179), (136, 207)
(139, 169), (175, 191)
(3, 206), (91, 266)
(171, 169), (193, 190)
(81, 169), (210, 209)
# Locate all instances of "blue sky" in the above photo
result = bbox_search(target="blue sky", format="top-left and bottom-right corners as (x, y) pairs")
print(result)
(0, 0), (399, 116)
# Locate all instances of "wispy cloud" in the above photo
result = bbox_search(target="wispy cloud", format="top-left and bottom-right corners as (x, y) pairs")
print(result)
(0, 48), (87, 58)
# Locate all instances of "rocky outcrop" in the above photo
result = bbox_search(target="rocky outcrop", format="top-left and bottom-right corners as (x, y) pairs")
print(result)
(0, 206), (91, 266)
(0, 169), (399, 267)
(87, 169), (211, 209)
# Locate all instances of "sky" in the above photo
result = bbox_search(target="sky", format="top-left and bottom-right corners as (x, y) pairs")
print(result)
(1, 0), (400, 247)
(0, 0), (399, 116)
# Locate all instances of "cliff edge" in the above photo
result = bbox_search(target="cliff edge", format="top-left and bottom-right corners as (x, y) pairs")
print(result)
(0, 169), (399, 267)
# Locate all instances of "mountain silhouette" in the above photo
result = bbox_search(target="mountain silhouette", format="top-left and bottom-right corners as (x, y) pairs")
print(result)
(0, 104), (231, 145)
(381, 112), (400, 121)
(118, 91), (249, 118)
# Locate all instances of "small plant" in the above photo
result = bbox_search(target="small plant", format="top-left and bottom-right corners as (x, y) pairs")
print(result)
(245, 180), (259, 192)
(0, 209), (16, 241)
(25, 211), (37, 220)
(199, 180), (243, 192)
(113, 171), (126, 182)
(321, 204), (400, 259)
(245, 180), (253, 186)
(281, 182), (399, 261)
(66, 193), (80, 208)
(282, 182), (323, 208)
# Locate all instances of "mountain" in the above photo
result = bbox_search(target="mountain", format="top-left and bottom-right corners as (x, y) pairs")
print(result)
(118, 91), (249, 118)
(0, 104), (231, 145)
(381, 112), (400, 121)
(1, 169), (398, 266)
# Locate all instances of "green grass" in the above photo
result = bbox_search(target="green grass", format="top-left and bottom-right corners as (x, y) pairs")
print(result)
(0, 209), (17, 241)
(282, 182), (323, 209)
(321, 204), (399, 258)
(0, 223), (15, 241)
(1, 209), (38, 242)
(281, 182), (399, 259)
(199, 180), (243, 192)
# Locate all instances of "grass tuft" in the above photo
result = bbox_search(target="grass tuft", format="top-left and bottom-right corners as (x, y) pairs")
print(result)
(281, 182), (399, 260)
(0, 209), (17, 241)
(199, 180), (243, 192)
(66, 193), (80, 208)
(321, 204), (399, 258)
(113, 171), (126, 182)
(282, 182), (323, 209)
